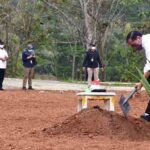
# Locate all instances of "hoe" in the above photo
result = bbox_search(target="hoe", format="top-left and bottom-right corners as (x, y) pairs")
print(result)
(119, 88), (137, 117)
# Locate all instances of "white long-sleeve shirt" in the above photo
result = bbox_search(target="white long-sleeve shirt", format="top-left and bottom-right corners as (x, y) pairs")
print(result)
(0, 48), (8, 69)
(142, 34), (150, 73)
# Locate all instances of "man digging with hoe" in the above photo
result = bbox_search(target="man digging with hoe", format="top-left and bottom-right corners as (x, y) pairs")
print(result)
(124, 31), (150, 122)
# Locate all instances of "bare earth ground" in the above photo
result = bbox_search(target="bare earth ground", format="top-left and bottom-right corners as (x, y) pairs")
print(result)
(0, 89), (150, 150)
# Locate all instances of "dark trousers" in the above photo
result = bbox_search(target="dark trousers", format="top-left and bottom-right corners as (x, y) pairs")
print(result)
(0, 69), (5, 89)
(145, 77), (150, 114)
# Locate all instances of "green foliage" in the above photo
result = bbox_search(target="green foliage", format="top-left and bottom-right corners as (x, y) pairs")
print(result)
(136, 67), (150, 96)
(105, 28), (144, 81)
(0, 0), (150, 81)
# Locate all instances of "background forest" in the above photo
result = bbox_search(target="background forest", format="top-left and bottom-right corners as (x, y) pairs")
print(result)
(0, 0), (150, 82)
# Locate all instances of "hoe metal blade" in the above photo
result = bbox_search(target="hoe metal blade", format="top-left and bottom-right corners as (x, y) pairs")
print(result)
(119, 95), (131, 117)
(119, 88), (137, 117)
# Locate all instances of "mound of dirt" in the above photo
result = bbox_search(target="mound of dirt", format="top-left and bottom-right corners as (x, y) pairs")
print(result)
(42, 106), (150, 140)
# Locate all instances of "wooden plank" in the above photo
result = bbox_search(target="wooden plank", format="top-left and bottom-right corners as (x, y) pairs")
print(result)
(77, 92), (116, 96)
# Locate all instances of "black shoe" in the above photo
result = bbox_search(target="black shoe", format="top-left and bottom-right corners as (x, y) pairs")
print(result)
(140, 113), (150, 122)
(28, 86), (34, 90)
(0, 88), (4, 91)
(22, 87), (26, 90)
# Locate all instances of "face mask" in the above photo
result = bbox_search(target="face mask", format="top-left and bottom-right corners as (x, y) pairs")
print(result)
(0, 45), (4, 49)
(135, 45), (143, 51)
(91, 46), (96, 50)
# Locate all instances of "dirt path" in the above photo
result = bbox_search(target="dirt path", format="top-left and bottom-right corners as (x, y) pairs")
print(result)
(4, 78), (136, 91)
(0, 90), (149, 150)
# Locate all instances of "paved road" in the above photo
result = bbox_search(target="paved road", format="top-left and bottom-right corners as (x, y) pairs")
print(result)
(3, 78), (137, 91)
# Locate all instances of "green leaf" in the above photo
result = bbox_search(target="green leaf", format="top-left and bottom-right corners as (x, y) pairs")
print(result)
(136, 67), (150, 96)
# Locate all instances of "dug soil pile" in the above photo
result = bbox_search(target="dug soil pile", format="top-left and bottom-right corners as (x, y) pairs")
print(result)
(43, 106), (150, 141)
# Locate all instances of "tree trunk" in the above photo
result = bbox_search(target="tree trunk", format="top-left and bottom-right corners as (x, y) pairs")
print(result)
(79, 0), (95, 49)
(72, 54), (76, 80)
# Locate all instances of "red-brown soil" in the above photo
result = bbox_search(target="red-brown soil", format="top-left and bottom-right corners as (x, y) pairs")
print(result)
(0, 90), (150, 150)
(43, 107), (150, 141)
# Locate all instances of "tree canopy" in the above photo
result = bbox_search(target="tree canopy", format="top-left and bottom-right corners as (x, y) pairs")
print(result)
(0, 0), (150, 81)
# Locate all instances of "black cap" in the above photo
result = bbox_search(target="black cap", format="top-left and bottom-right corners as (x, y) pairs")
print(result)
(126, 31), (142, 42)
(90, 43), (96, 47)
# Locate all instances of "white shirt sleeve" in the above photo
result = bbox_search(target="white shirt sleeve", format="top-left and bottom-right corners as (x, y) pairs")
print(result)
(4, 50), (8, 58)
(142, 35), (150, 73)
(0, 49), (8, 69)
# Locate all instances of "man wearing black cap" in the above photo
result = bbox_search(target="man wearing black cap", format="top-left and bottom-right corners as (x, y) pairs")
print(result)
(83, 44), (103, 86)
(126, 31), (150, 121)
(22, 44), (37, 90)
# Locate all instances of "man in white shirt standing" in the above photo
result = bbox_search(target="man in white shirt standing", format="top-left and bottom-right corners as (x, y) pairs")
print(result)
(0, 40), (8, 90)
(126, 31), (150, 121)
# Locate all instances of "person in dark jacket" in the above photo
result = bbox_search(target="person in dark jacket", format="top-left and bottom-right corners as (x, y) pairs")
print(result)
(22, 44), (37, 90)
(83, 44), (103, 86)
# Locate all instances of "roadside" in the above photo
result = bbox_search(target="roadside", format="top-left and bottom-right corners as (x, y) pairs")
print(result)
(3, 78), (139, 91)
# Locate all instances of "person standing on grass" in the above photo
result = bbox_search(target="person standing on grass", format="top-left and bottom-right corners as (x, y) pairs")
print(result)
(0, 40), (8, 91)
(22, 44), (37, 90)
(126, 31), (150, 121)
(83, 43), (103, 86)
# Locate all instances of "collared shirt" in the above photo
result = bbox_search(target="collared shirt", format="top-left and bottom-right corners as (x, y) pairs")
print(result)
(142, 34), (150, 73)
(22, 49), (36, 68)
(0, 48), (8, 69)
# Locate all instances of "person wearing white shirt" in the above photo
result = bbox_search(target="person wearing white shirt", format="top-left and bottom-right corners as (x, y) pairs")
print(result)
(0, 40), (8, 90)
(126, 31), (150, 121)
